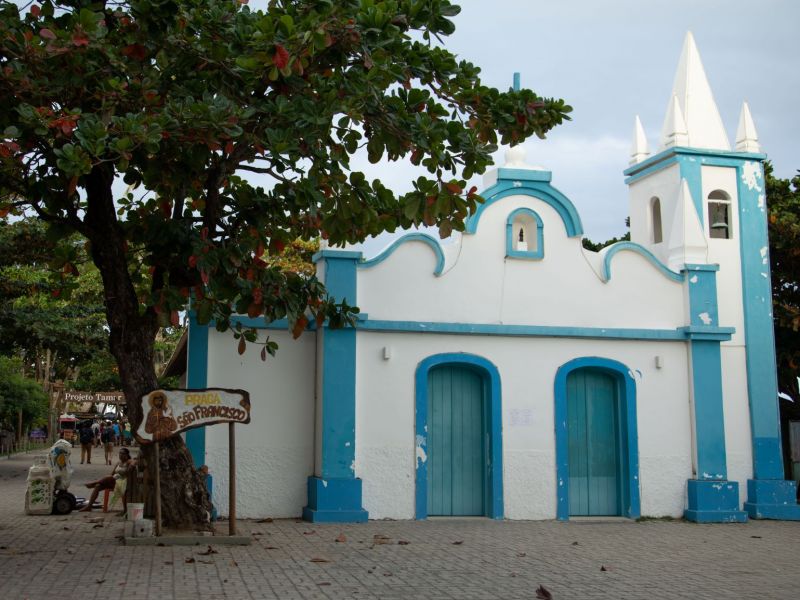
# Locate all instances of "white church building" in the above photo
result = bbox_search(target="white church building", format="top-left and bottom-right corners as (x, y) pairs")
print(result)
(181, 33), (800, 523)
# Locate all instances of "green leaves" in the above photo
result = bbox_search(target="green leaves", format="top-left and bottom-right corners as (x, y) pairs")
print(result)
(0, 0), (571, 366)
(54, 144), (92, 177)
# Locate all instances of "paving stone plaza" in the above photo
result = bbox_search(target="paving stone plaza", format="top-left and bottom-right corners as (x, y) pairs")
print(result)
(1, 451), (798, 599)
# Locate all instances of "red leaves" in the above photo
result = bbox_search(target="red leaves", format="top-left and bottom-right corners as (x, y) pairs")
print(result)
(30, 5), (41, 17)
(444, 182), (462, 195)
(39, 28), (56, 40)
(292, 315), (308, 339)
(121, 44), (147, 61)
(170, 310), (180, 327)
(273, 44), (289, 70)
(48, 114), (79, 136)
(72, 29), (89, 47)
(188, 255), (197, 268)
(237, 336), (246, 355)
(246, 302), (262, 318)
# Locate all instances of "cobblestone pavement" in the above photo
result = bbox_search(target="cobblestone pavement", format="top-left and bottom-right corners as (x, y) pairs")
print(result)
(1, 451), (799, 599)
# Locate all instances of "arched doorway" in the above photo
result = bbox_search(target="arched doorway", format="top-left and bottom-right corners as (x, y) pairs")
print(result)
(427, 364), (486, 516)
(555, 357), (641, 520)
(415, 353), (503, 519)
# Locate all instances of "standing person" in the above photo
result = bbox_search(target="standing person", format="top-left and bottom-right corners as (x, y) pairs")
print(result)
(112, 421), (121, 446)
(78, 421), (94, 464)
(79, 448), (136, 513)
(101, 423), (114, 465)
(123, 421), (132, 446)
(91, 419), (101, 448)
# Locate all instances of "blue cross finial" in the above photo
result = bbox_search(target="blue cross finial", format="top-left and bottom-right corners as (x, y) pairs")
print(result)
(513, 72), (520, 92)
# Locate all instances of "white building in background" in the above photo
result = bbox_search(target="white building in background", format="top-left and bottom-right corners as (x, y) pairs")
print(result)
(181, 33), (800, 523)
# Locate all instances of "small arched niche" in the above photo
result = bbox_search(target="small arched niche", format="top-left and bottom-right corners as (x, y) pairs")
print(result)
(650, 197), (663, 244)
(707, 190), (732, 240)
(506, 208), (544, 260)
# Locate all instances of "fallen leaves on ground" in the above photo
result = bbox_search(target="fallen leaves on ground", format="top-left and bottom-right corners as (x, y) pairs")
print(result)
(335, 533), (347, 543)
(185, 557), (195, 564)
(397, 540), (410, 545)
(600, 565), (608, 572)
(310, 557), (329, 563)
(95, 578), (105, 584)
(198, 545), (218, 555)
(517, 552), (527, 557)
(452, 540), (463, 545)
(536, 585), (553, 599)
(256, 517), (273, 523)
(303, 530), (316, 535)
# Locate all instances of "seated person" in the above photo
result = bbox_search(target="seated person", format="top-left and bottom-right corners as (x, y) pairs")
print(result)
(79, 448), (136, 513)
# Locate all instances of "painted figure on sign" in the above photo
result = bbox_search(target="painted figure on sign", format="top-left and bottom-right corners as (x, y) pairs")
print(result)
(144, 391), (178, 442)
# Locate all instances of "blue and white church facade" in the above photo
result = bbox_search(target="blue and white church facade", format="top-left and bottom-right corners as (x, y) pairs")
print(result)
(183, 33), (800, 523)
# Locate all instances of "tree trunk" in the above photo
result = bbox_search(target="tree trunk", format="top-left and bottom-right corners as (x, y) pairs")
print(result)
(83, 165), (210, 528)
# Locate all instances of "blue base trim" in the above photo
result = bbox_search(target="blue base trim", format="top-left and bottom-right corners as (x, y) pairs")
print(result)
(684, 480), (747, 523)
(684, 509), (748, 523)
(302, 477), (368, 523)
(744, 479), (800, 520)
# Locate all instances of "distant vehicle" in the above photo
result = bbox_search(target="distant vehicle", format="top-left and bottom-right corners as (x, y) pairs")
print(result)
(57, 416), (78, 444)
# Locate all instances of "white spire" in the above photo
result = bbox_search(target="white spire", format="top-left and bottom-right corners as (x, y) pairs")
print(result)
(630, 115), (650, 165)
(660, 32), (730, 151)
(735, 101), (760, 152)
(662, 96), (689, 148)
(667, 179), (708, 271)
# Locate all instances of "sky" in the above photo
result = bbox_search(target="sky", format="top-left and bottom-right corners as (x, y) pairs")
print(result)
(347, 0), (800, 253)
(12, 1), (799, 251)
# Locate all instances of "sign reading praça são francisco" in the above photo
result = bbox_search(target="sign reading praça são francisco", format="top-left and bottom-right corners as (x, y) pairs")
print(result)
(134, 388), (251, 444)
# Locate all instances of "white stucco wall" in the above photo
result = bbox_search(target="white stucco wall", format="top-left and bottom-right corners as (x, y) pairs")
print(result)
(205, 329), (315, 518)
(628, 163), (681, 265)
(359, 191), (685, 330)
(355, 332), (693, 520)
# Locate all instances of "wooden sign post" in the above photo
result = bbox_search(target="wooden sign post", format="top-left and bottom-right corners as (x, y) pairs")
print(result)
(154, 441), (162, 536)
(134, 388), (251, 537)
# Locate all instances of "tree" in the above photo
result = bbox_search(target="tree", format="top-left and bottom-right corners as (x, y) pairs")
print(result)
(765, 163), (800, 477)
(0, 218), (110, 383)
(0, 356), (49, 437)
(0, 0), (571, 526)
(766, 163), (800, 391)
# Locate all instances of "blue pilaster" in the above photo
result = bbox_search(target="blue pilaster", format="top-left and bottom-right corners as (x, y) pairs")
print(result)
(303, 250), (368, 523)
(736, 160), (800, 519)
(682, 265), (746, 522)
(185, 312), (208, 468)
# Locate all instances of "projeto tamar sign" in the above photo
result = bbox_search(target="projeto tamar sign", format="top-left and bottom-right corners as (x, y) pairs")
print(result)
(134, 388), (251, 444)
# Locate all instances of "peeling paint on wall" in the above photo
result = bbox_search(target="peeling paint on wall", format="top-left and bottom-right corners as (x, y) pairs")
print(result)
(741, 161), (763, 192)
(698, 312), (712, 325)
(415, 434), (427, 466)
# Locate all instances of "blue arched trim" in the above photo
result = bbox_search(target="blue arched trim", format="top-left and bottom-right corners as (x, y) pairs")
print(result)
(601, 241), (684, 283)
(554, 357), (641, 521)
(358, 232), (445, 276)
(505, 207), (544, 260)
(465, 181), (584, 238)
(414, 353), (503, 520)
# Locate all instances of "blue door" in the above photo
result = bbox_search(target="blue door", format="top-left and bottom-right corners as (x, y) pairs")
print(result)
(567, 369), (623, 516)
(427, 365), (486, 516)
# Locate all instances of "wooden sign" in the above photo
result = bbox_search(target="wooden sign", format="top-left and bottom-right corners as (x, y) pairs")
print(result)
(135, 388), (251, 444)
